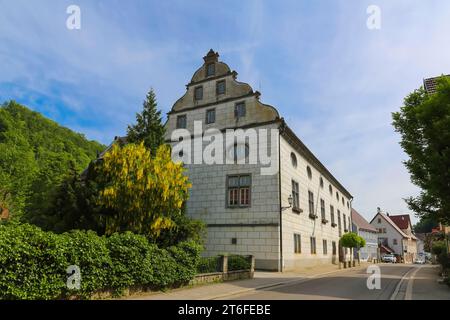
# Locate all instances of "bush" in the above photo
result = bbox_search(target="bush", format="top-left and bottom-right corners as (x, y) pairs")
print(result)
(228, 255), (251, 271)
(0, 223), (67, 299)
(106, 232), (153, 293)
(432, 241), (446, 256)
(0, 223), (201, 299)
(62, 230), (112, 299)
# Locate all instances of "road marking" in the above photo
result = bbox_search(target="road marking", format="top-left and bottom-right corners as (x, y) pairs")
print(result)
(405, 267), (420, 300)
(390, 266), (417, 300)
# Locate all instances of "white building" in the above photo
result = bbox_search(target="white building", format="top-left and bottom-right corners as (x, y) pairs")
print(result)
(351, 208), (378, 262)
(165, 50), (353, 271)
(369, 210), (417, 263)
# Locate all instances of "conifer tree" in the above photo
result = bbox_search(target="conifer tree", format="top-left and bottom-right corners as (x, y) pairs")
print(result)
(127, 88), (165, 155)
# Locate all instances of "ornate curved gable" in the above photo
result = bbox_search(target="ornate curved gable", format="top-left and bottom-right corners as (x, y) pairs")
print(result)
(168, 49), (279, 126)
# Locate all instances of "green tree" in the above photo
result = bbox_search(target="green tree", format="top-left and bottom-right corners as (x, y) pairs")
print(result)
(127, 88), (165, 155)
(340, 232), (361, 248)
(0, 101), (104, 220)
(413, 216), (439, 233)
(392, 76), (450, 224)
(94, 142), (191, 239)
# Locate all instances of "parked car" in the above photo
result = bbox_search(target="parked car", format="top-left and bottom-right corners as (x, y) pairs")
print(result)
(414, 257), (426, 264)
(382, 254), (396, 263)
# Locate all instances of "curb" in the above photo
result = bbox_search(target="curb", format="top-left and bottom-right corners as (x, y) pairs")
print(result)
(208, 263), (371, 300)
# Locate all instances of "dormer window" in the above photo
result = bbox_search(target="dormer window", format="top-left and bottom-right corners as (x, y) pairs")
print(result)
(206, 63), (215, 77)
(216, 80), (226, 95)
(194, 86), (203, 101)
(235, 102), (246, 118)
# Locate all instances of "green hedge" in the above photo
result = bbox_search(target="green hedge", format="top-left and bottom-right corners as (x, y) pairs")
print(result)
(228, 255), (251, 271)
(0, 223), (202, 299)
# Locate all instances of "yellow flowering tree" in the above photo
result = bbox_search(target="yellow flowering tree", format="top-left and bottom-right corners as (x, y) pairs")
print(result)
(95, 142), (191, 238)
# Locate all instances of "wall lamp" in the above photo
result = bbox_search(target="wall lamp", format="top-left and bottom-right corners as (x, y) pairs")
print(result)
(281, 194), (293, 211)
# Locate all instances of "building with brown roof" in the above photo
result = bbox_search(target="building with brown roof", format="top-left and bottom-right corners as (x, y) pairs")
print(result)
(351, 208), (378, 261)
(370, 210), (417, 263)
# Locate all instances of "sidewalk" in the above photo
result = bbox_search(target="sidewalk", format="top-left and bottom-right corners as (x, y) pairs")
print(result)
(410, 265), (450, 300)
(125, 262), (372, 300)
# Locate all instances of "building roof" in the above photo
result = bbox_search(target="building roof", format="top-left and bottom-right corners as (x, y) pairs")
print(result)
(389, 214), (412, 230)
(351, 208), (377, 233)
(280, 121), (353, 199)
(423, 75), (450, 94)
(380, 244), (394, 254)
(415, 233), (426, 241)
(370, 212), (409, 239)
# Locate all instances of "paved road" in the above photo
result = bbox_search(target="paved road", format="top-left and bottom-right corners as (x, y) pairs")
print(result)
(218, 264), (448, 300)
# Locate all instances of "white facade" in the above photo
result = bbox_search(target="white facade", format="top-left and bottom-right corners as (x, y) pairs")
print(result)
(165, 50), (353, 271)
(370, 212), (417, 263)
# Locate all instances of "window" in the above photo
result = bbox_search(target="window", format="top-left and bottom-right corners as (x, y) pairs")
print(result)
(393, 239), (398, 245)
(206, 109), (215, 124)
(290, 152), (298, 168)
(320, 177), (324, 189)
(378, 218), (381, 224)
(330, 205), (335, 224)
(176, 115), (187, 129)
(343, 214), (347, 231)
(294, 234), (301, 253)
(216, 80), (226, 95)
(323, 239), (328, 255)
(383, 228), (386, 233)
(194, 86), (203, 101)
(336, 191), (339, 201)
(228, 143), (249, 162)
(235, 102), (246, 118)
(332, 241), (337, 255)
(347, 201), (350, 209)
(306, 166), (312, 180)
(206, 63), (215, 77)
(310, 237), (317, 254)
(337, 210), (342, 236)
(308, 191), (315, 216)
(292, 180), (300, 211)
(227, 175), (251, 207)
(320, 199), (326, 220)
(342, 197), (344, 205)
(329, 184), (333, 195)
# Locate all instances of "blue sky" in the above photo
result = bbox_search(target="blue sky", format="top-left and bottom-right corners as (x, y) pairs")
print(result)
(1, 0), (450, 222)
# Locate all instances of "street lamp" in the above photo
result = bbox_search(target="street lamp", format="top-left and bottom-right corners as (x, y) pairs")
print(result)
(282, 194), (293, 211)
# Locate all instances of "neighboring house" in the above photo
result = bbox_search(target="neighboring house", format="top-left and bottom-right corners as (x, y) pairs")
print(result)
(423, 75), (450, 94)
(351, 208), (378, 262)
(370, 210), (417, 263)
(415, 233), (426, 255)
(164, 50), (353, 271)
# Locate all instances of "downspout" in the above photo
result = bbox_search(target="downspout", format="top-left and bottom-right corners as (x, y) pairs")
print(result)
(350, 198), (354, 264)
(278, 125), (283, 272)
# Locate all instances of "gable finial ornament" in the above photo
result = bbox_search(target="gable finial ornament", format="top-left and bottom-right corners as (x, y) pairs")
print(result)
(203, 49), (219, 63)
